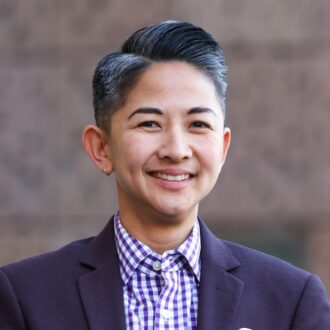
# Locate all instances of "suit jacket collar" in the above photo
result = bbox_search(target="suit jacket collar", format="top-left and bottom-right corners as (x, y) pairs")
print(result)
(78, 216), (126, 330)
(197, 219), (244, 330)
(77, 217), (243, 330)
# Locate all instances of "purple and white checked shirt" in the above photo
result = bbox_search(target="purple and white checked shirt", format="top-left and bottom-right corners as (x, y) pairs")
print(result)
(114, 210), (201, 330)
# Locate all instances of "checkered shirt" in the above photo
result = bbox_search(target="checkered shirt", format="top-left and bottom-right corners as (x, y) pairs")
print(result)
(114, 210), (201, 330)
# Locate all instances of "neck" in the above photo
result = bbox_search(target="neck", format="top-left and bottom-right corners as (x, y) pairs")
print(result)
(118, 208), (198, 255)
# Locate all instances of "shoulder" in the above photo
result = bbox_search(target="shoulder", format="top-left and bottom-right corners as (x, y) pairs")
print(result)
(0, 217), (116, 290)
(199, 218), (310, 283)
(224, 239), (308, 274)
(223, 239), (311, 283)
(0, 236), (94, 285)
(222, 240), (330, 326)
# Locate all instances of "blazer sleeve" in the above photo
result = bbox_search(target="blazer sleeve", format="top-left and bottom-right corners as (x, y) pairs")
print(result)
(0, 269), (27, 330)
(291, 274), (330, 329)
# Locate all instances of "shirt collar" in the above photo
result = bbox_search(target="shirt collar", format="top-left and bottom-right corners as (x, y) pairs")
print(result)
(114, 210), (201, 284)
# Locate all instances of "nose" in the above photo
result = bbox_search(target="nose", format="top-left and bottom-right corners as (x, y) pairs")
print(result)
(157, 127), (192, 162)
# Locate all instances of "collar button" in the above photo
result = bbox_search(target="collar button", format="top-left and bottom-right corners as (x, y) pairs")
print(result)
(153, 261), (162, 271)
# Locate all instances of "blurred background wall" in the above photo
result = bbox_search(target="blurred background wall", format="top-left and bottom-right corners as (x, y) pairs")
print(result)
(0, 0), (329, 292)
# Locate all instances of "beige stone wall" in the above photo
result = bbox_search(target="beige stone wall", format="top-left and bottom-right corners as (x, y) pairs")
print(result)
(0, 1), (329, 291)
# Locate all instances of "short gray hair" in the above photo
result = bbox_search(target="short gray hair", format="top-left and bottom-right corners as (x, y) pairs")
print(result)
(93, 20), (228, 131)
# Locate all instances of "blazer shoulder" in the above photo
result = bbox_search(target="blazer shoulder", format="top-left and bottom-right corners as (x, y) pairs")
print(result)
(221, 239), (330, 327)
(222, 239), (311, 283)
(1, 236), (94, 280)
(199, 218), (311, 284)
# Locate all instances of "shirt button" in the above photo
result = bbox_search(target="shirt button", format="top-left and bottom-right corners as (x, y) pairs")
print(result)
(162, 309), (172, 320)
(153, 261), (162, 271)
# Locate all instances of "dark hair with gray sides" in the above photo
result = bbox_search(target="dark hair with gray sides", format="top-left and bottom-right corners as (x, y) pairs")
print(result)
(93, 20), (228, 131)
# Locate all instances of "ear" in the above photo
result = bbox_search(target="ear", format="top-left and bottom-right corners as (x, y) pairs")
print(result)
(220, 127), (231, 166)
(82, 125), (113, 175)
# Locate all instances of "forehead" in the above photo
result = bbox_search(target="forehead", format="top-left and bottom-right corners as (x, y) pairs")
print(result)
(123, 61), (222, 114)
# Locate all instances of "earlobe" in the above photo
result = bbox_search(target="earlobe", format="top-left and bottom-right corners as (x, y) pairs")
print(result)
(81, 125), (113, 175)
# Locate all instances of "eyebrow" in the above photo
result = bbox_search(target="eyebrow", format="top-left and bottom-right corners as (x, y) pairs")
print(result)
(127, 106), (218, 119)
(128, 107), (163, 119)
(187, 107), (218, 117)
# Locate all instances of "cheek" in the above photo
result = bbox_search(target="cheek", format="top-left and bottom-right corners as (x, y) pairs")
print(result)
(199, 137), (223, 163)
(120, 134), (154, 166)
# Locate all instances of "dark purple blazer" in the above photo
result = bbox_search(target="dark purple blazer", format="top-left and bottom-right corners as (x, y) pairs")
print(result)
(0, 217), (329, 330)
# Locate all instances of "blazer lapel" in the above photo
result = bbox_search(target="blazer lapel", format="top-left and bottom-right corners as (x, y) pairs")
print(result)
(78, 217), (126, 330)
(197, 220), (244, 330)
(76, 217), (243, 330)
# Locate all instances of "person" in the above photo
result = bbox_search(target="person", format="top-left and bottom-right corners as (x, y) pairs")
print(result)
(0, 20), (329, 330)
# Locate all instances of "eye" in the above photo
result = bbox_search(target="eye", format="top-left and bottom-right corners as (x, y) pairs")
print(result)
(138, 121), (160, 129)
(190, 121), (212, 129)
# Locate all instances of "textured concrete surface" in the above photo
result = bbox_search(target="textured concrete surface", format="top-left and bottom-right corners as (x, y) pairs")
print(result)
(0, 0), (329, 290)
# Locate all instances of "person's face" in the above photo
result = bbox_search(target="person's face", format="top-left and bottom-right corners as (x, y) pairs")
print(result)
(106, 61), (230, 222)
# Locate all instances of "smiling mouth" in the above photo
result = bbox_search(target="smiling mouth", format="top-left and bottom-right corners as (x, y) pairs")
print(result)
(151, 172), (191, 181)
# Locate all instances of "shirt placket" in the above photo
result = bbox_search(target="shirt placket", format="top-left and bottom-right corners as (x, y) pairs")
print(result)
(153, 256), (180, 329)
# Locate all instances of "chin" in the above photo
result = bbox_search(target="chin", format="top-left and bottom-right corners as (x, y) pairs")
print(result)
(153, 204), (198, 223)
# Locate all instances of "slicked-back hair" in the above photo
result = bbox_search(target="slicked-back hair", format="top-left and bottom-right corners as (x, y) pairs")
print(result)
(93, 20), (228, 131)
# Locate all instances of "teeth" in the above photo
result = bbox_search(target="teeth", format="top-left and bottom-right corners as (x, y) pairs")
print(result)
(154, 173), (190, 181)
